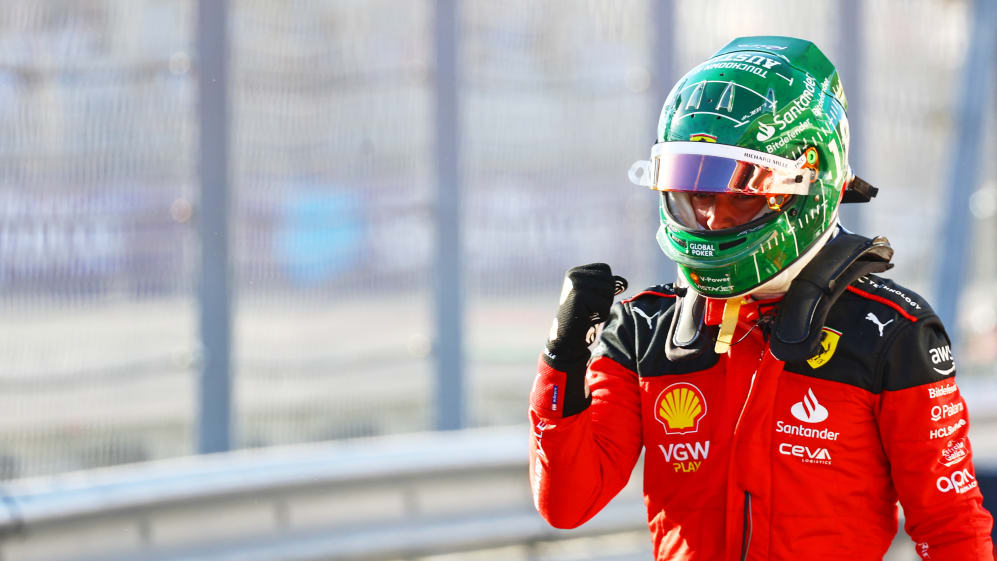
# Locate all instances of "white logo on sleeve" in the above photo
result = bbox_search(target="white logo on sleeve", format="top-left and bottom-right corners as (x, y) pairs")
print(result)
(930, 401), (964, 422)
(938, 437), (969, 467)
(864, 312), (894, 336)
(790, 388), (829, 423)
(936, 468), (977, 494)
(929, 344), (956, 375)
(633, 306), (661, 329)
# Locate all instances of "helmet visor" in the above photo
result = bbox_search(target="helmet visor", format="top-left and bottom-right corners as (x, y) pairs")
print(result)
(630, 142), (816, 196)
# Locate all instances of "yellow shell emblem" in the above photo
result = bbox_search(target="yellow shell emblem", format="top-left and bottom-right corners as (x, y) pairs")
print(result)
(655, 383), (707, 435)
(807, 327), (842, 369)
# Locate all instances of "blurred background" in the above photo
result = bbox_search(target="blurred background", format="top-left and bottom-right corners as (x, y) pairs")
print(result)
(0, 1), (994, 560)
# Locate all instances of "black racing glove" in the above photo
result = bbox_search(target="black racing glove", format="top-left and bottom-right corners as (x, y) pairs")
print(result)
(544, 263), (628, 364)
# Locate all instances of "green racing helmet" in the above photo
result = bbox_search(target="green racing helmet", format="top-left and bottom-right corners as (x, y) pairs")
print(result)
(629, 36), (852, 298)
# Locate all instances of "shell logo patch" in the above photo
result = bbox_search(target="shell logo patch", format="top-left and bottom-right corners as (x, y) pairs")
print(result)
(655, 382), (708, 434)
(807, 327), (842, 369)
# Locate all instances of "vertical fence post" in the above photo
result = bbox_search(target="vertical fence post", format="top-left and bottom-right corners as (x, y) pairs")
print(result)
(933, 0), (997, 339)
(933, 0), (997, 334)
(651, 0), (676, 285)
(433, 0), (464, 430)
(838, 0), (865, 234)
(197, 0), (232, 453)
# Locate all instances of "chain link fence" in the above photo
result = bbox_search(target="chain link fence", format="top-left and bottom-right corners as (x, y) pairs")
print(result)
(0, 0), (993, 479)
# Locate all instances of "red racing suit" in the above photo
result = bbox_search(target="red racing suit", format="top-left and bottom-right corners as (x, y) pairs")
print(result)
(529, 274), (994, 560)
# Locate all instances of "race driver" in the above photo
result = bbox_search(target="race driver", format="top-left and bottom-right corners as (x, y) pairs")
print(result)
(528, 36), (994, 560)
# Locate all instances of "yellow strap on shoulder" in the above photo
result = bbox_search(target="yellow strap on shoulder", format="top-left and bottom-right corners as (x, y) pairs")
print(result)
(714, 298), (742, 354)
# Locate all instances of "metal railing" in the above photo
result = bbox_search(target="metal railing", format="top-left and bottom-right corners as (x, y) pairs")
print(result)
(0, 425), (647, 561)
(4, 421), (995, 561)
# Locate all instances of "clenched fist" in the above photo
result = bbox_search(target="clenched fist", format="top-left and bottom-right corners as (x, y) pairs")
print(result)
(544, 263), (628, 362)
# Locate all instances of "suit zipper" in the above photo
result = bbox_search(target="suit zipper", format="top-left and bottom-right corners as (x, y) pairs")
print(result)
(740, 491), (753, 561)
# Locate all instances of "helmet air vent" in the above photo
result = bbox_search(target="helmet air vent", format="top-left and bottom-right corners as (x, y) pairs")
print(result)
(766, 88), (777, 114)
(685, 82), (705, 110)
(716, 82), (735, 112)
(718, 238), (748, 251)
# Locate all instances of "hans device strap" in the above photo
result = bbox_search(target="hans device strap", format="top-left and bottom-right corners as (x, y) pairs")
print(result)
(664, 282), (718, 361)
(769, 233), (894, 361)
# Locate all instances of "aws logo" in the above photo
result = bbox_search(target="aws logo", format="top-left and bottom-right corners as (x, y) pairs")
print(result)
(807, 327), (841, 369)
(929, 344), (955, 376)
(655, 383), (708, 435)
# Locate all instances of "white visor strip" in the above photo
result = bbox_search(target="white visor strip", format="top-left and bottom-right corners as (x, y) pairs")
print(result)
(651, 141), (800, 172)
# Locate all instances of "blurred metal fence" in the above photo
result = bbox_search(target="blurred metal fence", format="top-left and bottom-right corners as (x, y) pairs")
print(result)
(0, 1), (199, 478)
(0, 0), (994, 479)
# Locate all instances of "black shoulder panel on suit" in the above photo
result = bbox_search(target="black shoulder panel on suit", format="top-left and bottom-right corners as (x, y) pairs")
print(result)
(594, 285), (720, 377)
(783, 275), (952, 393)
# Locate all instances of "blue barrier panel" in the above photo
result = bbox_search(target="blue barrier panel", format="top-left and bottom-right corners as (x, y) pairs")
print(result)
(978, 469), (997, 539)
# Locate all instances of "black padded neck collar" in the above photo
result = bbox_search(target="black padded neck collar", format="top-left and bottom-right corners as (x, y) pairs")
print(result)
(768, 232), (894, 361)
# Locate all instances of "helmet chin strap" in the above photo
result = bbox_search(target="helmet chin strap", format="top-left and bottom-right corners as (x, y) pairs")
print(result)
(713, 298), (743, 354)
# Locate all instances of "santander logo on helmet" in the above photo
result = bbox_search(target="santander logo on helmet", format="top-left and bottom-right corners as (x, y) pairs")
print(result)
(791, 388), (829, 423)
(756, 120), (776, 142)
